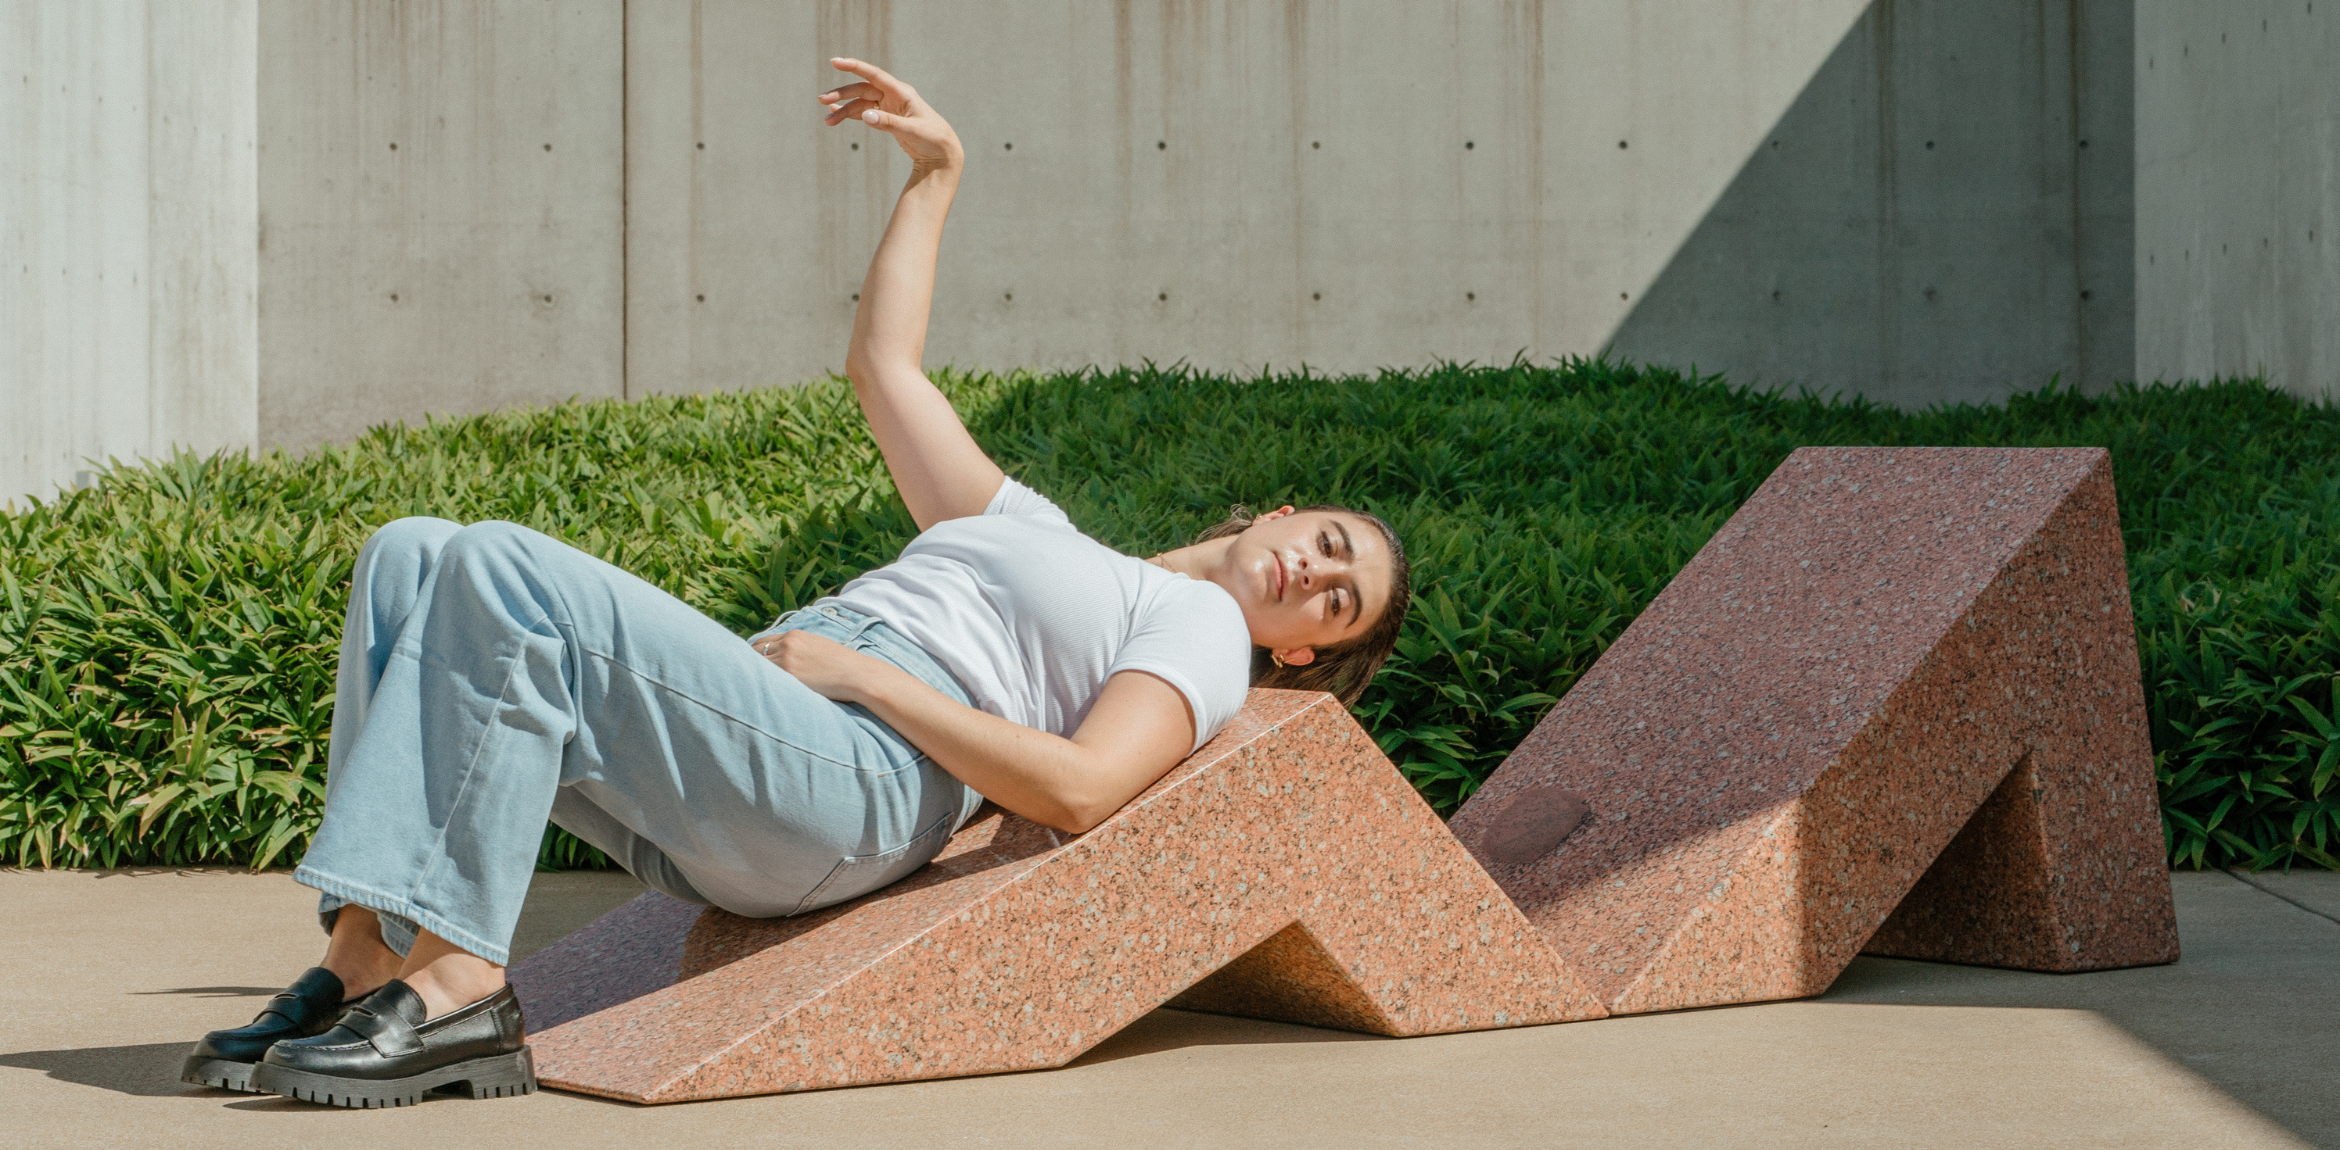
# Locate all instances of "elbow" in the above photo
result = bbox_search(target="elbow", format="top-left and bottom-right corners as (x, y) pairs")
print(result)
(1039, 792), (1123, 836)
(1042, 805), (1107, 837)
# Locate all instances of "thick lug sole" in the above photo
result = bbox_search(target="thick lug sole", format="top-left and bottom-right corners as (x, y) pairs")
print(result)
(251, 1047), (535, 1108)
(180, 1055), (262, 1093)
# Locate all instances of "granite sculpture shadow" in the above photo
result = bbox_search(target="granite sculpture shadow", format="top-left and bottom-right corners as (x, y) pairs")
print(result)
(1448, 446), (2179, 1015)
(511, 445), (2178, 1101)
(509, 690), (1606, 1103)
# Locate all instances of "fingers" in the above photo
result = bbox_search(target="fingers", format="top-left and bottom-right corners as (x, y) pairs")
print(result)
(817, 81), (881, 107)
(823, 96), (879, 126)
(827, 57), (912, 103)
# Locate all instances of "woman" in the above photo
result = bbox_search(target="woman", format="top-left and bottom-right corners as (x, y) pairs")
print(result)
(180, 59), (1410, 1108)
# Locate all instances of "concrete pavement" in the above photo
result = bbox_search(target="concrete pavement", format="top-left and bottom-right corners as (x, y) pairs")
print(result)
(2, 867), (2332, 1149)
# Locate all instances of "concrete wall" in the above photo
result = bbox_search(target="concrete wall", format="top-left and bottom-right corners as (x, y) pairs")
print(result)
(2136, 1), (2340, 403)
(627, 0), (2129, 408)
(256, 0), (626, 450)
(3, 0), (258, 506)
(22, 1), (2329, 505)
(1614, 0), (2135, 404)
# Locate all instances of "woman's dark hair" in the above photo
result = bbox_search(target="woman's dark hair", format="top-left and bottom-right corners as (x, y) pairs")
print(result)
(1195, 504), (1411, 707)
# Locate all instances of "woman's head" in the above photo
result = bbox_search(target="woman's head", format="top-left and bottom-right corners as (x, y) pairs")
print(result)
(1193, 504), (1411, 705)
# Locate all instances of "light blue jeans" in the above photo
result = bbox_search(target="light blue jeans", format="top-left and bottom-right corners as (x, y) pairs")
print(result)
(296, 517), (981, 965)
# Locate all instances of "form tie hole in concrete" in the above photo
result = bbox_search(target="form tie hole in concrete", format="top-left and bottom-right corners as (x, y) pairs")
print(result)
(851, 142), (859, 150)
(1926, 140), (1935, 150)
(1312, 292), (1321, 301)
(1466, 292), (1475, 301)
(1157, 140), (1166, 150)
(1311, 141), (1320, 149)
(1004, 292), (1012, 301)
(389, 293), (398, 302)
(697, 142), (705, 150)
(1621, 291), (1629, 301)
(543, 143), (551, 152)
(1004, 142), (1012, 150)
(1474, 785), (1592, 866)
(389, 142), (397, 150)
(851, 293), (859, 301)
(1618, 140), (1628, 149)
(696, 294), (705, 303)
(1465, 140), (1474, 150)
(1158, 291), (1168, 301)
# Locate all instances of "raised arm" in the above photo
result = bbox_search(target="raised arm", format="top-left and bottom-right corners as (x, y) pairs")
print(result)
(821, 59), (1004, 530)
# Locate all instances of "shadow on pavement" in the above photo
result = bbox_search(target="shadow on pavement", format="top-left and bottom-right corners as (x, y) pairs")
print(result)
(0, 1041), (204, 1098)
(1066, 1006), (1381, 1071)
(129, 986), (280, 997)
(1820, 872), (2340, 1150)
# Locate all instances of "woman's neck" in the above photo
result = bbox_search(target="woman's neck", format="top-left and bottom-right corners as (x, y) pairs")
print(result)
(1147, 535), (1235, 587)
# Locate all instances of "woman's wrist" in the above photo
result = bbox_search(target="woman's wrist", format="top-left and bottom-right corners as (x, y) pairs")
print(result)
(906, 155), (964, 191)
(847, 656), (919, 710)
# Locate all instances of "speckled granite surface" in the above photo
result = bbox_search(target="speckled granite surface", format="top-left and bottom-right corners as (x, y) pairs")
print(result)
(1449, 446), (2178, 1015)
(510, 690), (1605, 1103)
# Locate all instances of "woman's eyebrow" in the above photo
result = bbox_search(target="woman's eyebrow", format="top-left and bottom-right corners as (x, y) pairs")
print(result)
(1334, 520), (1355, 560)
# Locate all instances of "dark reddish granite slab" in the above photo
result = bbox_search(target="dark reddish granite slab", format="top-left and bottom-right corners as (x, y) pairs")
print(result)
(510, 690), (1605, 1103)
(1449, 447), (2178, 1015)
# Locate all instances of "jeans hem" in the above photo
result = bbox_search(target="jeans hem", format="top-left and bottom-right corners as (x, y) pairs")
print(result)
(294, 864), (514, 967)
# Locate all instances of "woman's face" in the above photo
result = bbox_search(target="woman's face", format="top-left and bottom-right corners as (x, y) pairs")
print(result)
(1215, 508), (1393, 662)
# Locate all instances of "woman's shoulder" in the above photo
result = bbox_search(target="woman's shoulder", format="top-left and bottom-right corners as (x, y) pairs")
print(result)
(983, 476), (1073, 525)
(1140, 570), (1249, 638)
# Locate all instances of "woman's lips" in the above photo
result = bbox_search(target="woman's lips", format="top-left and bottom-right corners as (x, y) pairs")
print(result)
(1274, 554), (1287, 599)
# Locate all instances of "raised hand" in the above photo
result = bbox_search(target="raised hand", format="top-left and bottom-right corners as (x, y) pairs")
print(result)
(819, 58), (964, 172)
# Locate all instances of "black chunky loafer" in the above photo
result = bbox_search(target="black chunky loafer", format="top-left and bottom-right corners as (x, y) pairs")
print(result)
(180, 966), (349, 1092)
(251, 979), (534, 1108)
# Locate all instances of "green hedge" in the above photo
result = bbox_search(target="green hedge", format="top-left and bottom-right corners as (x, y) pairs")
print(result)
(2, 362), (2334, 873)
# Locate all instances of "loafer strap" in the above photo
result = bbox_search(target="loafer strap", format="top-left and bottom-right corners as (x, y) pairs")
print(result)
(250, 991), (308, 1030)
(340, 1002), (425, 1057)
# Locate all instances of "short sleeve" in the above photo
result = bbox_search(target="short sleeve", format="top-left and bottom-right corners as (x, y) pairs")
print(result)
(983, 477), (1073, 525)
(1107, 580), (1254, 753)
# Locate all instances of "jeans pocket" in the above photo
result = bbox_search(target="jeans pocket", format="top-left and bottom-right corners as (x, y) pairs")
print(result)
(790, 810), (956, 916)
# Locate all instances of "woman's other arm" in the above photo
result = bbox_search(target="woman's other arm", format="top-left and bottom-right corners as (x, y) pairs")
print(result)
(822, 59), (1004, 531)
(764, 630), (1195, 834)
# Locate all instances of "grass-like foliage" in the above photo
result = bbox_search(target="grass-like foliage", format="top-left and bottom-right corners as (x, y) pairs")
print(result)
(2, 361), (2335, 873)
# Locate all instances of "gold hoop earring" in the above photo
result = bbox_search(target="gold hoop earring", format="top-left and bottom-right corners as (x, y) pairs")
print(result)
(1271, 651), (1287, 668)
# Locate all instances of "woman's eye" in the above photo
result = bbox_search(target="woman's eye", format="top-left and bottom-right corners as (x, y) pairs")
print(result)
(1319, 532), (1333, 557)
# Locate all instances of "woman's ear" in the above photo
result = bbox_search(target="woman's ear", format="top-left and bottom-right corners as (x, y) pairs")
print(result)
(1275, 646), (1316, 666)
(1256, 505), (1298, 522)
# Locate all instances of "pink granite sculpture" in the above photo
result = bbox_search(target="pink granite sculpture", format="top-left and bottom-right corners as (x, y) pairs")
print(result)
(510, 690), (1606, 1103)
(513, 445), (2179, 1101)
(1448, 446), (2179, 1016)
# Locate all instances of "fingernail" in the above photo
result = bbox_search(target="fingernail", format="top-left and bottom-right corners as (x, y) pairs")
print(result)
(862, 109), (881, 124)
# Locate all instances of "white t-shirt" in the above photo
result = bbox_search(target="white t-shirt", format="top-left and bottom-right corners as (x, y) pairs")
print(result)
(825, 478), (1253, 756)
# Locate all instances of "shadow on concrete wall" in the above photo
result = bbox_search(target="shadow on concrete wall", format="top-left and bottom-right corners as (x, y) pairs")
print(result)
(1607, 0), (2132, 408)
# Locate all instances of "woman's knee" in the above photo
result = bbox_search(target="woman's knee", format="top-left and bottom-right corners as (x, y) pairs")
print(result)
(439, 520), (548, 566)
(358, 516), (462, 576)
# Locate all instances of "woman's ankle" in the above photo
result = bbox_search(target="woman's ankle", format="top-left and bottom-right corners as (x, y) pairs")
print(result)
(400, 963), (507, 1021)
(398, 928), (507, 1020)
(320, 906), (403, 1000)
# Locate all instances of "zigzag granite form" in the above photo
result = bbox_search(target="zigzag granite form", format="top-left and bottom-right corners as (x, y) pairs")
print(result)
(510, 691), (1605, 1103)
(511, 445), (2178, 1101)
(1449, 446), (2180, 1014)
